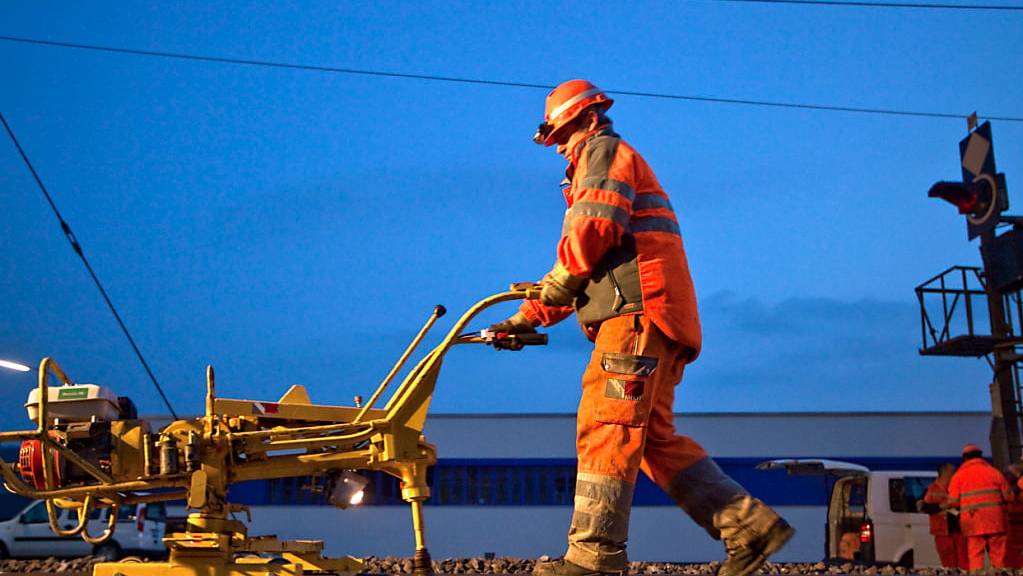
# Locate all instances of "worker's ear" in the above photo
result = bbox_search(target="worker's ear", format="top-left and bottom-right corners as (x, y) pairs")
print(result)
(586, 109), (601, 131)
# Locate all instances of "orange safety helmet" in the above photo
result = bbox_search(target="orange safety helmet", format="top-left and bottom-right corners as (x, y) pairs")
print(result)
(533, 79), (614, 146)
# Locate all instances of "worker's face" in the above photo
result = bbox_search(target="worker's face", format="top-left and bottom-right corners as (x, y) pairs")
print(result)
(554, 112), (598, 161)
(552, 127), (577, 160)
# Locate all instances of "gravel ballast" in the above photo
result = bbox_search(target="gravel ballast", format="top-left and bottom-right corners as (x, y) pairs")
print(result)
(0, 555), (993, 575)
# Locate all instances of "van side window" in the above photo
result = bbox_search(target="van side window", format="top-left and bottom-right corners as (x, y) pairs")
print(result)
(145, 502), (167, 522)
(889, 476), (931, 513)
(21, 502), (50, 524)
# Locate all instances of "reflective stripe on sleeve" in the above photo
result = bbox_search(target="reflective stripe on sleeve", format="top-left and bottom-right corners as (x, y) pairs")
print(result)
(633, 194), (673, 212)
(569, 201), (630, 228)
(579, 176), (636, 202)
(630, 216), (681, 236)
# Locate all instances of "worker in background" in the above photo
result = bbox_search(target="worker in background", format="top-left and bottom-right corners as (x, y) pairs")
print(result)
(920, 463), (967, 569)
(1002, 464), (1023, 568)
(489, 79), (793, 576)
(837, 532), (860, 561)
(946, 444), (1012, 571)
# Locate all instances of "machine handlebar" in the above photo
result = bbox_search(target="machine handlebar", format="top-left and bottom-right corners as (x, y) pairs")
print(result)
(463, 330), (548, 351)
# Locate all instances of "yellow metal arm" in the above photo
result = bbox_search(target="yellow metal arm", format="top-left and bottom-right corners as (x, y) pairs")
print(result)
(384, 289), (534, 426)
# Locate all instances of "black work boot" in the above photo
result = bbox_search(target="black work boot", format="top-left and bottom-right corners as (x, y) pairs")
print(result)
(715, 496), (795, 576)
(533, 558), (626, 576)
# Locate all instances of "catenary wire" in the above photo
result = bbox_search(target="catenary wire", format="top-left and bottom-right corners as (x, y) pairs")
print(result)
(712, 0), (1023, 10)
(0, 111), (180, 419)
(1, 35), (1021, 123)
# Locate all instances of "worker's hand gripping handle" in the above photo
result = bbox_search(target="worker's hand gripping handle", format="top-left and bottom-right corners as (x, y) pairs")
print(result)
(477, 330), (548, 351)
(510, 333), (547, 346)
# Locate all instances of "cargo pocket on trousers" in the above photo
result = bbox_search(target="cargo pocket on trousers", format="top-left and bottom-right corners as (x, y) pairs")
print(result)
(594, 352), (658, 426)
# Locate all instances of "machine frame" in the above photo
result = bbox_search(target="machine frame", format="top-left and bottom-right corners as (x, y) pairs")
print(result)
(0, 285), (543, 576)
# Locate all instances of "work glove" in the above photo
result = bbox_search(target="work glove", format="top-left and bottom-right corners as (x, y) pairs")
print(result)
(488, 311), (537, 335)
(540, 263), (586, 307)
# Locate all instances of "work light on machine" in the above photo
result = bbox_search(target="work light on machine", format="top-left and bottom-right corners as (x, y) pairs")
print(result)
(0, 359), (31, 372)
(329, 470), (369, 509)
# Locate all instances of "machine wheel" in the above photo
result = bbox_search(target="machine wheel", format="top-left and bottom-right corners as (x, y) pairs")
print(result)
(0, 542), (9, 560)
(119, 555), (145, 563)
(93, 541), (122, 561)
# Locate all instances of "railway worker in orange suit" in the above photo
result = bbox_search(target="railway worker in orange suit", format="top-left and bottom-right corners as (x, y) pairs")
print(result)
(947, 444), (1012, 571)
(1002, 464), (1023, 568)
(489, 79), (793, 576)
(921, 463), (967, 569)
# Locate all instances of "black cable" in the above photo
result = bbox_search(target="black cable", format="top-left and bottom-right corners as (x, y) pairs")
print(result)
(2, 35), (1021, 123)
(713, 0), (1023, 10)
(0, 111), (179, 419)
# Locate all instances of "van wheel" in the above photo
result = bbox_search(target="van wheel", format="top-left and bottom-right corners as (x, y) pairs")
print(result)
(0, 542), (9, 559)
(93, 542), (122, 561)
(898, 550), (914, 568)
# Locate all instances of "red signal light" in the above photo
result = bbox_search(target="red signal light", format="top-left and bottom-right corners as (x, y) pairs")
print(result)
(928, 181), (980, 215)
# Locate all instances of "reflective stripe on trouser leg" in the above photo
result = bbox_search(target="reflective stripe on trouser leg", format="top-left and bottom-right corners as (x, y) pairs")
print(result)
(565, 472), (635, 572)
(667, 457), (748, 539)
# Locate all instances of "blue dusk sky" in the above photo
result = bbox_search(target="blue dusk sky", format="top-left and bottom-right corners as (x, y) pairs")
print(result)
(1, 2), (1022, 427)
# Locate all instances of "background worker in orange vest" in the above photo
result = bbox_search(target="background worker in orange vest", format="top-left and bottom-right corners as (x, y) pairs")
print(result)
(947, 444), (1013, 571)
(1002, 464), (1023, 568)
(490, 79), (793, 576)
(920, 463), (967, 569)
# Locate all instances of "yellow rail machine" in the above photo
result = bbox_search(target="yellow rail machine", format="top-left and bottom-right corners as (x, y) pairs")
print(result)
(0, 285), (545, 576)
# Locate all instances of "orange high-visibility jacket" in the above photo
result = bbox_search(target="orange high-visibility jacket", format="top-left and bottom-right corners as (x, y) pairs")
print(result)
(924, 480), (954, 536)
(520, 129), (701, 356)
(949, 458), (1012, 536)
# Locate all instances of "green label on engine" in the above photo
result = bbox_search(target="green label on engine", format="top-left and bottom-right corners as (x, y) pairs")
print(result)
(57, 387), (89, 400)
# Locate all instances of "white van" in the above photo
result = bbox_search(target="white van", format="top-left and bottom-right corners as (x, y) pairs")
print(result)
(760, 459), (941, 568)
(0, 499), (167, 560)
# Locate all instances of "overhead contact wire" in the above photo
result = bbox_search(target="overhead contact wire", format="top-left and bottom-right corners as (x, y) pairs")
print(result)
(0, 111), (179, 420)
(1, 35), (1020, 123)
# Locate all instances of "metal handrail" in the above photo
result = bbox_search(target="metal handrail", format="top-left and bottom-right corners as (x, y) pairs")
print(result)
(916, 266), (988, 350)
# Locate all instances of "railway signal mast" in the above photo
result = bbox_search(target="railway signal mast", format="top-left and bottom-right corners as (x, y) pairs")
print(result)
(919, 118), (1021, 468)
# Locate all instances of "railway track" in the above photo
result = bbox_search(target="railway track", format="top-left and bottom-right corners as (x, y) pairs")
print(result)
(0, 556), (981, 575)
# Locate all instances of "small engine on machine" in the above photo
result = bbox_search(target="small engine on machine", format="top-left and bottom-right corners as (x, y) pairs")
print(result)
(18, 383), (145, 490)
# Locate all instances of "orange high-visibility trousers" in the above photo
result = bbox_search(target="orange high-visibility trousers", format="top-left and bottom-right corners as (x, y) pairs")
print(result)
(576, 314), (706, 482)
(934, 533), (968, 569)
(967, 532), (1007, 571)
(566, 314), (736, 572)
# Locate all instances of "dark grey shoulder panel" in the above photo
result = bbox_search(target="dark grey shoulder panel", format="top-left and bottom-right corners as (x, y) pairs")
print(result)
(583, 135), (620, 179)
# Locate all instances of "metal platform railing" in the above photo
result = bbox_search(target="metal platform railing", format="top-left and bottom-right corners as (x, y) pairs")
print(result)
(916, 266), (999, 356)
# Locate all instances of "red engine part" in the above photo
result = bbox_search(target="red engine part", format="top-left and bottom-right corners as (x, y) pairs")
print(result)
(18, 439), (62, 490)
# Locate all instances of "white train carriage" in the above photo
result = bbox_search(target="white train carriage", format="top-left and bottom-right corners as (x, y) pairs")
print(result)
(184, 411), (988, 564)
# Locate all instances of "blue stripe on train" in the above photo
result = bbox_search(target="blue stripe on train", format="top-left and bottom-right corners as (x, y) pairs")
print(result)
(225, 456), (956, 507)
